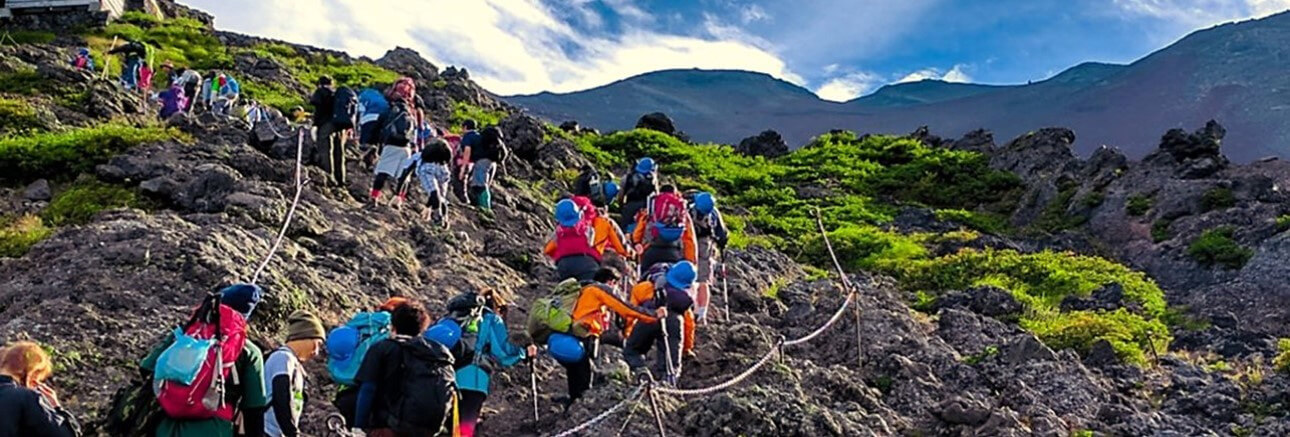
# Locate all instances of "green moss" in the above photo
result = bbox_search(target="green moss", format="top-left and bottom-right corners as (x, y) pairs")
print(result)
(1200, 187), (1236, 212)
(93, 17), (231, 75)
(1080, 192), (1105, 208)
(0, 124), (188, 182)
(0, 98), (44, 134)
(0, 69), (50, 95)
(1161, 306), (1211, 332)
(1188, 227), (1253, 269)
(1275, 339), (1290, 373)
(935, 209), (1009, 234)
(1152, 219), (1173, 243)
(42, 180), (143, 226)
(1033, 184), (1085, 232)
(1, 30), (56, 45)
(962, 345), (999, 365)
(241, 79), (303, 112)
(1022, 309), (1168, 366)
(1126, 194), (1153, 216)
(1276, 214), (1290, 232)
(0, 215), (53, 257)
(449, 102), (508, 131)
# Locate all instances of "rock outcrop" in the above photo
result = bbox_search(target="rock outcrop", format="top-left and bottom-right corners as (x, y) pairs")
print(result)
(736, 129), (790, 158)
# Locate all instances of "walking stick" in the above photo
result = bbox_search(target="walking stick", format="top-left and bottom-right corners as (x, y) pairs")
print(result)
(529, 356), (540, 422)
(721, 253), (731, 323)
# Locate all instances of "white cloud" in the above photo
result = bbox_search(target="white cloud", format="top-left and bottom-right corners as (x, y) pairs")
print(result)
(897, 64), (973, 83)
(181, 0), (801, 95)
(1112, 0), (1290, 24)
(740, 4), (770, 23)
(814, 71), (884, 102)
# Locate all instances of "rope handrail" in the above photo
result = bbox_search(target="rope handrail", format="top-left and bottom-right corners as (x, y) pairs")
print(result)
(547, 384), (646, 437)
(249, 128), (309, 285)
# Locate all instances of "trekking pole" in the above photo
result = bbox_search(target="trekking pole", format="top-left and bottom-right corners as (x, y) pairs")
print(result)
(721, 253), (730, 323)
(658, 311), (676, 385)
(645, 383), (668, 437)
(103, 36), (117, 81)
(529, 356), (540, 423)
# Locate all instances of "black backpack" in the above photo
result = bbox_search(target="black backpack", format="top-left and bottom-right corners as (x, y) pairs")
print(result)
(386, 336), (456, 434)
(379, 104), (415, 146)
(626, 171), (656, 202)
(476, 127), (508, 163)
(332, 87), (359, 129)
(422, 138), (453, 165)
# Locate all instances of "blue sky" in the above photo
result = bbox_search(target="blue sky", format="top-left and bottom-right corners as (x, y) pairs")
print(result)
(181, 0), (1290, 100)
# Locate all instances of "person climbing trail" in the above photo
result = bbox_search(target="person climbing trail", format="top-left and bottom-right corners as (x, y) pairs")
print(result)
(463, 126), (507, 211)
(369, 97), (417, 207)
(632, 185), (698, 277)
(625, 261), (697, 385)
(327, 298), (405, 428)
(526, 269), (659, 410)
(688, 192), (728, 321)
(357, 87), (390, 169)
(0, 342), (81, 437)
(617, 157), (659, 233)
(566, 195), (633, 280)
(413, 137), (454, 227)
(310, 76), (344, 185)
(389, 121), (442, 208)
(573, 165), (616, 208)
(174, 68), (202, 112)
(455, 120), (480, 203)
(108, 39), (148, 90)
(70, 48), (94, 72)
(157, 84), (187, 120)
(263, 311), (326, 437)
(353, 301), (456, 436)
(141, 284), (269, 437)
(212, 73), (241, 116)
(545, 198), (602, 282)
(424, 290), (535, 437)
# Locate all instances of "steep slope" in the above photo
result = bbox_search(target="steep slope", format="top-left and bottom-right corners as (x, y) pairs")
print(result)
(507, 12), (1290, 160)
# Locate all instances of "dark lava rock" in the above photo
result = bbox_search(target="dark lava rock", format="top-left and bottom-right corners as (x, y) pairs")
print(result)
(736, 129), (790, 158)
(376, 47), (440, 82)
(949, 129), (995, 153)
(636, 112), (677, 136)
(933, 286), (1023, 319)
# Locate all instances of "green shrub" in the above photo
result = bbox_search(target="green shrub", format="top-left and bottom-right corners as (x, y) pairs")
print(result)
(42, 181), (141, 225)
(0, 214), (52, 257)
(241, 79), (303, 112)
(1126, 194), (1152, 216)
(1201, 187), (1236, 212)
(1152, 218), (1173, 243)
(0, 69), (49, 95)
(1188, 227), (1253, 269)
(1275, 339), (1290, 373)
(1022, 309), (1168, 366)
(1033, 185), (1086, 232)
(1, 30), (56, 45)
(0, 98), (44, 134)
(1080, 192), (1105, 208)
(94, 17), (231, 74)
(1276, 215), (1290, 232)
(803, 226), (926, 272)
(0, 124), (187, 182)
(449, 102), (508, 131)
(935, 209), (1009, 234)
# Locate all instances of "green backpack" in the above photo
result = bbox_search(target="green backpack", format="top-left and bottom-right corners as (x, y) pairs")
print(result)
(526, 279), (587, 343)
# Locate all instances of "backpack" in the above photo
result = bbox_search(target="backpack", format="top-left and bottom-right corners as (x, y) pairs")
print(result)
(575, 168), (611, 206)
(326, 311), (392, 386)
(476, 127), (508, 163)
(388, 77), (416, 104)
(105, 332), (173, 437)
(154, 293), (248, 421)
(646, 192), (687, 244)
(691, 207), (717, 239)
(332, 86), (359, 129)
(625, 171), (656, 202)
(358, 88), (389, 123)
(385, 336), (456, 435)
(379, 103), (416, 146)
(526, 279), (588, 344)
(553, 218), (599, 262)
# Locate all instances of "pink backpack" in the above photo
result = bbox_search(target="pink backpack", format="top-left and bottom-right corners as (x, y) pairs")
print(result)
(388, 77), (416, 104)
(156, 294), (248, 421)
(553, 220), (600, 262)
(647, 192), (687, 244)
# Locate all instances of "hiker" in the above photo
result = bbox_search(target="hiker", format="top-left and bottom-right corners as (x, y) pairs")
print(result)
(528, 268), (659, 409)
(213, 73), (241, 115)
(625, 261), (697, 385)
(545, 198), (602, 282)
(369, 98), (416, 206)
(353, 301), (457, 436)
(462, 126), (507, 210)
(0, 342), (81, 437)
(70, 48), (94, 72)
(174, 69), (202, 112)
(310, 76), (346, 186)
(160, 60), (176, 86)
(357, 87), (390, 168)
(689, 192), (728, 321)
(425, 290), (534, 437)
(139, 63), (154, 93)
(617, 157), (659, 232)
(263, 311), (326, 437)
(455, 120), (480, 202)
(413, 137), (454, 226)
(632, 185), (698, 277)
(389, 121), (442, 207)
(573, 165), (616, 208)
(108, 39), (147, 89)
(577, 195), (632, 263)
(141, 284), (269, 437)
(327, 297), (405, 428)
(157, 84), (188, 119)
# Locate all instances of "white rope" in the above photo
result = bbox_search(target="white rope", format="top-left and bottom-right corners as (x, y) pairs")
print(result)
(249, 128), (309, 284)
(654, 346), (779, 396)
(547, 384), (646, 437)
(784, 291), (855, 346)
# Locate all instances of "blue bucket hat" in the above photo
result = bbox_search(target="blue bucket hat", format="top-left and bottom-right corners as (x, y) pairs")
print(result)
(219, 284), (263, 318)
(635, 157), (656, 174)
(694, 192), (715, 215)
(555, 199), (582, 227)
(666, 261), (697, 290)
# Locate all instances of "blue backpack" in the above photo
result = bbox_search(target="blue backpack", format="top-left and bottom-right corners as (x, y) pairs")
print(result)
(326, 311), (392, 386)
(358, 88), (389, 123)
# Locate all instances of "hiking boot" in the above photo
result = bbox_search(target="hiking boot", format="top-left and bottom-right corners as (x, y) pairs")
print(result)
(632, 367), (653, 385)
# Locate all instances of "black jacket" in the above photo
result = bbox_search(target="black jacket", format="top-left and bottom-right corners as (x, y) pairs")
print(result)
(309, 87), (336, 127)
(0, 376), (78, 437)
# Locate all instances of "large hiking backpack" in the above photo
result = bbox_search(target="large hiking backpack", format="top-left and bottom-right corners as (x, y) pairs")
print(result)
(379, 103), (416, 146)
(388, 77), (416, 104)
(358, 88), (389, 124)
(553, 218), (599, 262)
(332, 86), (359, 129)
(154, 293), (248, 421)
(105, 331), (174, 437)
(476, 127), (508, 162)
(326, 311), (392, 386)
(575, 168), (612, 207)
(385, 336), (456, 435)
(625, 171), (656, 202)
(646, 192), (687, 244)
(526, 279), (587, 343)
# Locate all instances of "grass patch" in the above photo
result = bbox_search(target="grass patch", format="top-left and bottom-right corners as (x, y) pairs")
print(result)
(0, 215), (53, 257)
(0, 69), (52, 95)
(236, 43), (399, 111)
(962, 345), (999, 365)
(2, 30), (56, 45)
(1275, 339), (1290, 374)
(1152, 219), (1173, 243)
(1188, 227), (1253, 269)
(90, 16), (231, 81)
(42, 180), (143, 225)
(935, 209), (1009, 234)
(0, 124), (188, 182)
(1276, 214), (1290, 232)
(0, 98), (44, 134)
(1200, 187), (1236, 212)
(1126, 194), (1152, 216)
(449, 102), (508, 131)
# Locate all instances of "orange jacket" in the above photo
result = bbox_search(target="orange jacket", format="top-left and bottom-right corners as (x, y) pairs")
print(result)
(543, 216), (630, 260)
(631, 211), (698, 263)
(572, 283), (656, 337)
(628, 281), (696, 353)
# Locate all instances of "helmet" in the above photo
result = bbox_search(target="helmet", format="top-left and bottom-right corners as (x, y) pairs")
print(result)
(635, 157), (656, 174)
(694, 192), (715, 215)
(666, 261), (697, 290)
(604, 181), (620, 200)
(555, 199), (582, 227)
(548, 332), (586, 364)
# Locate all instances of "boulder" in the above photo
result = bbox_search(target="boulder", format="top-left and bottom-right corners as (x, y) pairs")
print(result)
(23, 179), (52, 201)
(636, 112), (677, 136)
(376, 47), (440, 82)
(933, 286), (1023, 319)
(736, 130), (790, 158)
(949, 129), (995, 154)
(908, 126), (946, 148)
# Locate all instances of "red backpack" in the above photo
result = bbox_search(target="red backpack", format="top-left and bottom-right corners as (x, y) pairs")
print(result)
(554, 219), (600, 262)
(388, 77), (416, 104)
(647, 192), (687, 244)
(156, 294), (248, 421)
